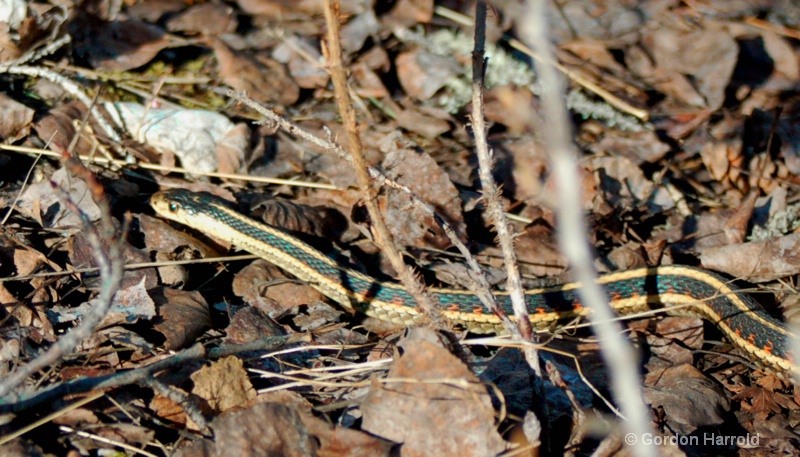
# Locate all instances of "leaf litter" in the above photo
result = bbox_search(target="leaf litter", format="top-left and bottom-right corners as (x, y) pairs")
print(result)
(0, 1), (799, 456)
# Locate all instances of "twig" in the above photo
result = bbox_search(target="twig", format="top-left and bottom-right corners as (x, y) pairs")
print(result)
(0, 391), (103, 446)
(0, 336), (297, 413)
(0, 156), (125, 400)
(146, 378), (209, 431)
(1, 144), (336, 189)
(0, 65), (121, 144)
(546, 360), (586, 454)
(323, 0), (447, 330)
(470, 2), (529, 342)
(58, 426), (159, 457)
(513, 1), (655, 455)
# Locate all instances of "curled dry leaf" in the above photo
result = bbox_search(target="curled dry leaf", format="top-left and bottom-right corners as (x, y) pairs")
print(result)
(587, 130), (671, 164)
(34, 102), (111, 158)
(394, 102), (451, 139)
(69, 228), (157, 290)
(247, 195), (344, 238)
(588, 156), (661, 212)
(639, 27), (738, 110)
(340, 8), (380, 54)
(636, 317), (705, 380)
(47, 277), (156, 328)
(224, 306), (285, 345)
(126, 0), (187, 22)
(17, 167), (102, 228)
(384, 0), (434, 26)
(206, 403), (319, 457)
(292, 302), (345, 332)
(150, 386), (198, 429)
(395, 49), (459, 100)
(141, 213), (219, 258)
(273, 37), (329, 89)
(70, 424), (155, 454)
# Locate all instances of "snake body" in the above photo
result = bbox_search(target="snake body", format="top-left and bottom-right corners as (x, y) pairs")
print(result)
(151, 189), (796, 379)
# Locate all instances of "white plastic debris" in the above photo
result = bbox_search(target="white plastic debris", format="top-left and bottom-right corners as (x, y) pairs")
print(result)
(104, 102), (242, 174)
(0, 0), (27, 28)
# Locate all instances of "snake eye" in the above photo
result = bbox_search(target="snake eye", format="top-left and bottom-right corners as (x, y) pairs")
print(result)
(169, 203), (178, 212)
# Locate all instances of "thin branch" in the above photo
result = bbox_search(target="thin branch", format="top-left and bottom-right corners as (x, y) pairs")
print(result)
(1, 144), (336, 189)
(514, 1), (656, 455)
(322, 0), (447, 330)
(470, 2), (530, 342)
(0, 336), (298, 413)
(0, 156), (125, 400)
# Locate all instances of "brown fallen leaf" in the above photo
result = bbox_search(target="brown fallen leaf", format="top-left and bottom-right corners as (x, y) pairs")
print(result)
(381, 143), (466, 249)
(232, 260), (324, 311)
(166, 3), (237, 36)
(224, 306), (284, 345)
(637, 317), (704, 381)
(699, 232), (800, 282)
(733, 385), (795, 421)
(395, 49), (459, 101)
(140, 213), (220, 258)
(0, 92), (33, 142)
(383, 0), (433, 26)
(211, 37), (300, 105)
(191, 356), (257, 413)
(639, 26), (738, 110)
(207, 402), (319, 456)
(643, 364), (730, 435)
(71, 17), (175, 72)
(151, 288), (212, 350)
(587, 130), (671, 165)
(70, 424), (155, 454)
(69, 229), (158, 290)
(361, 328), (507, 456)
(394, 101), (452, 139)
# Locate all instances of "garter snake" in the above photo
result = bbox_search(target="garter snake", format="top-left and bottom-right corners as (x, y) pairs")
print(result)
(151, 189), (796, 379)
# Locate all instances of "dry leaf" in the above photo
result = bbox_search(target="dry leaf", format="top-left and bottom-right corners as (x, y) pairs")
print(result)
(212, 38), (299, 105)
(699, 232), (800, 282)
(224, 306), (284, 345)
(166, 3), (237, 36)
(361, 329), (507, 456)
(191, 356), (257, 413)
(207, 403), (318, 456)
(643, 364), (730, 435)
(72, 18), (174, 72)
(382, 144), (466, 249)
(232, 259), (324, 310)
(152, 288), (212, 350)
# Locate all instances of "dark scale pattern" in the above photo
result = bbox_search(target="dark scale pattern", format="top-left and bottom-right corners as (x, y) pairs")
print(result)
(165, 190), (792, 372)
